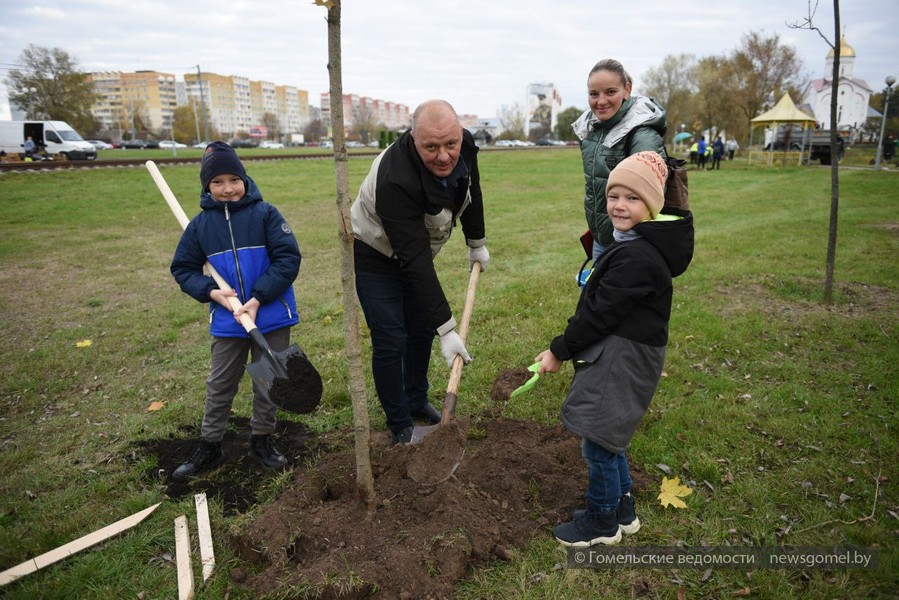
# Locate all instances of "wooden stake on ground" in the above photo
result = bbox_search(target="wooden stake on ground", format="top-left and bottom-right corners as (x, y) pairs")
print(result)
(174, 515), (194, 600)
(0, 503), (161, 587)
(194, 493), (215, 583)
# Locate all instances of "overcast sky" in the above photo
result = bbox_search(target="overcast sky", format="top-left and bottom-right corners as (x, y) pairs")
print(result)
(1, 0), (897, 121)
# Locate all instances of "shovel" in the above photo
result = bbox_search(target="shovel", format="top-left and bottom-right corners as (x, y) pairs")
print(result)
(146, 160), (322, 414)
(409, 262), (481, 444)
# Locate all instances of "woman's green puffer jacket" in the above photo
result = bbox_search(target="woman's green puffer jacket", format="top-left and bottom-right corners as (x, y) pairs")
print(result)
(572, 96), (668, 247)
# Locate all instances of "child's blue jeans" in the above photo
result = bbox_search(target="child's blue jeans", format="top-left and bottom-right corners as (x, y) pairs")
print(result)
(582, 437), (632, 514)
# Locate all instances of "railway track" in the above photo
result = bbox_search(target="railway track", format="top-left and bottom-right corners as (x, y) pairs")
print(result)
(0, 151), (379, 173)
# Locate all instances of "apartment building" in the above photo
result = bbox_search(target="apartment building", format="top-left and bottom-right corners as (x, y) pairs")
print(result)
(89, 69), (312, 141)
(88, 70), (176, 137)
(320, 93), (410, 136)
(524, 82), (562, 139)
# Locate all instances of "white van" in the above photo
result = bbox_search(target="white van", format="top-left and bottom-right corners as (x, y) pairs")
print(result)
(0, 120), (97, 161)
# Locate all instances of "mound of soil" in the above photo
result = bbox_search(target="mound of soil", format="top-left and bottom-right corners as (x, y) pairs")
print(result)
(137, 415), (653, 597)
(490, 367), (534, 402)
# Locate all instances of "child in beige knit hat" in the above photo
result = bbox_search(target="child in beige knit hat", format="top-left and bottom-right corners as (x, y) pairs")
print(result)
(606, 151), (668, 229)
(534, 149), (694, 548)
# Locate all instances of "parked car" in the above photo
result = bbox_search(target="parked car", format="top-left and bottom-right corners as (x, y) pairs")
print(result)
(192, 141), (212, 149)
(259, 140), (284, 149)
(120, 139), (146, 149)
(87, 139), (113, 150)
(230, 138), (258, 148)
(158, 140), (187, 149)
(143, 140), (160, 149)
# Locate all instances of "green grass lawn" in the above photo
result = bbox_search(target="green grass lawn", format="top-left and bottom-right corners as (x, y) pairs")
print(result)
(0, 150), (896, 598)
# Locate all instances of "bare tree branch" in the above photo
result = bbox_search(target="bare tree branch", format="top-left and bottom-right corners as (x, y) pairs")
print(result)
(787, 0), (835, 49)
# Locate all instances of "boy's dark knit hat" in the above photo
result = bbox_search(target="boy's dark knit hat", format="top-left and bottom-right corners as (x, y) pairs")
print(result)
(200, 141), (246, 191)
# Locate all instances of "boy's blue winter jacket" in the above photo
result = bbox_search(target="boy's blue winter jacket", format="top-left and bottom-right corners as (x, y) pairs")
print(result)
(171, 176), (301, 338)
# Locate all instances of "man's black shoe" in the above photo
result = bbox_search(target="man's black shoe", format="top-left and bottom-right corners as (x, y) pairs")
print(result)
(172, 440), (223, 482)
(410, 402), (441, 425)
(250, 434), (288, 469)
(393, 426), (415, 445)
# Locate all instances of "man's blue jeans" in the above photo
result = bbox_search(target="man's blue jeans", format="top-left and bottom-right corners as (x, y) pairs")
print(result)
(582, 438), (632, 514)
(355, 268), (434, 434)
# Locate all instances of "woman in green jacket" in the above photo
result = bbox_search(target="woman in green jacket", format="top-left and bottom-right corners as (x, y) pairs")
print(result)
(572, 59), (668, 260)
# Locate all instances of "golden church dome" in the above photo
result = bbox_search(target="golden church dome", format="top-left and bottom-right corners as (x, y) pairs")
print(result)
(827, 36), (856, 58)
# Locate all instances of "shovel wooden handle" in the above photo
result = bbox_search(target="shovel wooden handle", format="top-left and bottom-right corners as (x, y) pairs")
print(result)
(441, 262), (481, 421)
(146, 160), (257, 334)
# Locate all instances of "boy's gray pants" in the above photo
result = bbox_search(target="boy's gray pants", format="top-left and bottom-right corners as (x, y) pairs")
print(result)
(200, 327), (291, 442)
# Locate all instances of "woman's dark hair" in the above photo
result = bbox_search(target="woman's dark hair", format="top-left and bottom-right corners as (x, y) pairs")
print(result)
(588, 58), (631, 87)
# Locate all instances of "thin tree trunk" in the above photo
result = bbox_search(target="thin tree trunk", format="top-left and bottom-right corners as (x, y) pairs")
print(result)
(323, 0), (376, 510)
(823, 0), (840, 304)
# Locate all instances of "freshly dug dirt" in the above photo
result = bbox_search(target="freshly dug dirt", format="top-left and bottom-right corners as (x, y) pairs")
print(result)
(490, 367), (534, 402)
(137, 415), (654, 598)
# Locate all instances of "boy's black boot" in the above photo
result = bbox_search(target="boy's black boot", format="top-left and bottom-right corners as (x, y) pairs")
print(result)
(250, 434), (288, 469)
(553, 509), (622, 548)
(172, 440), (223, 482)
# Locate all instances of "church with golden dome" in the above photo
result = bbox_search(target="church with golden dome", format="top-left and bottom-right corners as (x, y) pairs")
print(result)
(801, 35), (872, 140)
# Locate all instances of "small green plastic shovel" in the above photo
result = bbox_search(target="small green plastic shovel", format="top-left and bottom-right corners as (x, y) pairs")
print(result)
(509, 362), (542, 398)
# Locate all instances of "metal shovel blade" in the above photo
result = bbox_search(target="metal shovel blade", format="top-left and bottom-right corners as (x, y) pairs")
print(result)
(245, 343), (323, 414)
(409, 423), (438, 444)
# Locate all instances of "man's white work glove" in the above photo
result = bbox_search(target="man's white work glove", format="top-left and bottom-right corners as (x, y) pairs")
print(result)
(469, 245), (490, 272)
(439, 330), (472, 369)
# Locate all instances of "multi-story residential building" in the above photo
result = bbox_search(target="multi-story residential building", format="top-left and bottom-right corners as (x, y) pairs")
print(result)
(274, 85), (309, 136)
(88, 70), (176, 138)
(89, 70), (312, 141)
(183, 72), (249, 138)
(320, 92), (410, 136)
(524, 83), (562, 139)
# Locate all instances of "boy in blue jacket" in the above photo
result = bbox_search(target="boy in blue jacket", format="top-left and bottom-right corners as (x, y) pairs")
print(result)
(535, 151), (694, 547)
(170, 142), (301, 481)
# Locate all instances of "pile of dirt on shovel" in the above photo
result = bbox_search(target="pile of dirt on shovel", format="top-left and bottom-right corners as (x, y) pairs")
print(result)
(226, 417), (654, 598)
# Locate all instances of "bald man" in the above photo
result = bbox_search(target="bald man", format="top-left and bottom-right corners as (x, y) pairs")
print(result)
(351, 99), (490, 444)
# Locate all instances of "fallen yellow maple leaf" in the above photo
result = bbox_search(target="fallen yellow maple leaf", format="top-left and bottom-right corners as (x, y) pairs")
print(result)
(147, 401), (166, 412)
(75, 339), (93, 348)
(658, 476), (693, 509)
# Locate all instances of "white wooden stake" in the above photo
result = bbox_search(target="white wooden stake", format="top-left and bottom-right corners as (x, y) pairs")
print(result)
(174, 515), (195, 600)
(0, 503), (161, 587)
(194, 493), (215, 582)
